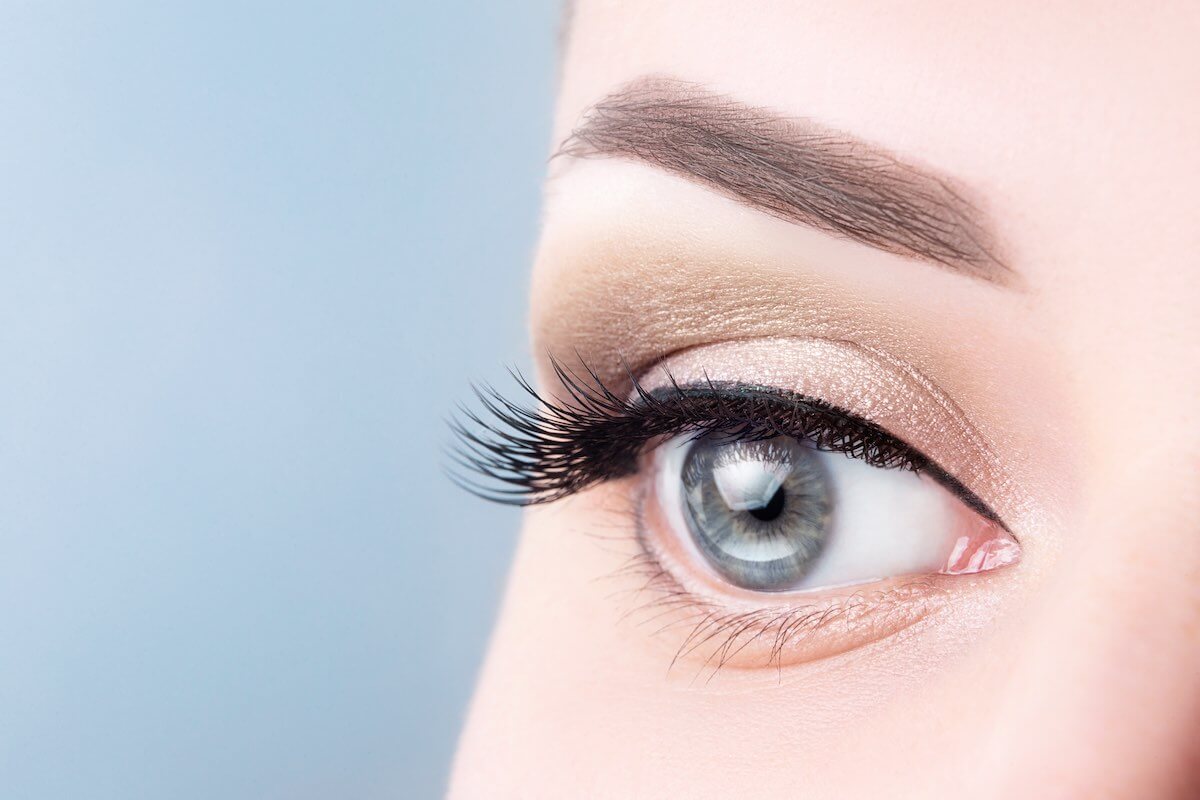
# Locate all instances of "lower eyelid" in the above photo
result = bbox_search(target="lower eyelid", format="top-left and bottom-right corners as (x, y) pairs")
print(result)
(620, 426), (1026, 675)
(622, 481), (955, 675)
(621, 541), (953, 675)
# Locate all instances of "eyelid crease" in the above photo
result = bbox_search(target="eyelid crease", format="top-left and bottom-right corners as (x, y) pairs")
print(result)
(632, 337), (1000, 466)
(847, 339), (1001, 471)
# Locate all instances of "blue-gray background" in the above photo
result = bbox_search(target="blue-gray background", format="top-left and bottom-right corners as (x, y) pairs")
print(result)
(1, 3), (557, 797)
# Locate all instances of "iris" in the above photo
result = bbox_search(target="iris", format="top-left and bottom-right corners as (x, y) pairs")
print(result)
(680, 436), (833, 592)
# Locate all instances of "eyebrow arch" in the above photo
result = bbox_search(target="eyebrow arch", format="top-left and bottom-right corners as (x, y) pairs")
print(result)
(556, 76), (1011, 285)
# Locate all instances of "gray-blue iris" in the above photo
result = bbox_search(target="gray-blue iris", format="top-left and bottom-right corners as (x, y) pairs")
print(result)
(681, 435), (833, 592)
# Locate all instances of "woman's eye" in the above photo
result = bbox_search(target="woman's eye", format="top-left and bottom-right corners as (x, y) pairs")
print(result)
(448, 365), (1025, 667)
(650, 432), (1019, 595)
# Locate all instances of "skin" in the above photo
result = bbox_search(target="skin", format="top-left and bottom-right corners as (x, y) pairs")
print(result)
(451, 2), (1200, 797)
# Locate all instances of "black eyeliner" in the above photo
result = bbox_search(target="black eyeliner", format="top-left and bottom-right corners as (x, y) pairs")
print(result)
(447, 358), (1004, 528)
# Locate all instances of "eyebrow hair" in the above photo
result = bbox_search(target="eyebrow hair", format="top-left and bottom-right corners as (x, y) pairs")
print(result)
(556, 77), (1010, 284)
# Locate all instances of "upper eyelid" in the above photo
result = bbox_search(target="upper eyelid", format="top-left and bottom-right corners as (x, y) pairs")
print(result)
(448, 360), (1003, 526)
(638, 383), (1004, 527)
(627, 335), (1016, 505)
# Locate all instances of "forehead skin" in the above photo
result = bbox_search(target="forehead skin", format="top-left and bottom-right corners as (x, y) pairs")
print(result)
(454, 3), (1200, 798)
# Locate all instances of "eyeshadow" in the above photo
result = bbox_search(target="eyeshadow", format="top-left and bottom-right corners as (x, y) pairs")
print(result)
(637, 337), (1016, 518)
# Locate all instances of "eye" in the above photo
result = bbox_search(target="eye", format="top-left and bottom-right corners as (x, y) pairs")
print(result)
(449, 357), (1024, 669)
(650, 432), (1019, 595)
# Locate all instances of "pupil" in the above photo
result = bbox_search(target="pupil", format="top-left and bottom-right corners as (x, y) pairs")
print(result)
(746, 485), (786, 522)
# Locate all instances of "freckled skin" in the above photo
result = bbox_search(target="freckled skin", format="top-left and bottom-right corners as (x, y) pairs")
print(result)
(451, 2), (1200, 797)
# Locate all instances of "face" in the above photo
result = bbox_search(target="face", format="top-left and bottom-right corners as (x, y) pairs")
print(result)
(450, 2), (1200, 797)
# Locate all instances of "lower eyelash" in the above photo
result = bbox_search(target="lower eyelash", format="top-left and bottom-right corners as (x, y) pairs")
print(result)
(608, 540), (946, 681)
(598, 491), (941, 680)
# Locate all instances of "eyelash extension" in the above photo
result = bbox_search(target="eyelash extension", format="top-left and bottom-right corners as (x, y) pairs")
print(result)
(448, 358), (1002, 524)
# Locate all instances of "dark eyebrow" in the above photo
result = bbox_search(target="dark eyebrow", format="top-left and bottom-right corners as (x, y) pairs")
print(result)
(556, 76), (1011, 285)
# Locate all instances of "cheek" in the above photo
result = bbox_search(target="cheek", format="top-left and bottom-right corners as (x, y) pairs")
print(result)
(454, 492), (1021, 799)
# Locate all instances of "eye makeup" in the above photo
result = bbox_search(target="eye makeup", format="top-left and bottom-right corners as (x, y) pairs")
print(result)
(529, 158), (1066, 515)
(639, 337), (1021, 521)
(450, 338), (1022, 673)
(451, 348), (997, 520)
(452, 152), (1057, 678)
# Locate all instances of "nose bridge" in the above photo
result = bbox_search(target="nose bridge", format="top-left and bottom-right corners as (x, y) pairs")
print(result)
(983, 446), (1200, 797)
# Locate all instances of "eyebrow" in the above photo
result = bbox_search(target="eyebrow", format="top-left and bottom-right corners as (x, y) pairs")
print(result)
(556, 77), (1010, 284)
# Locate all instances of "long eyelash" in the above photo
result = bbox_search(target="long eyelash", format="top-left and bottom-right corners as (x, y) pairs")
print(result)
(448, 357), (1000, 523)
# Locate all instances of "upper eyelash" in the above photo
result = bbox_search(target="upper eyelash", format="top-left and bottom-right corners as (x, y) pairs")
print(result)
(447, 357), (1001, 524)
